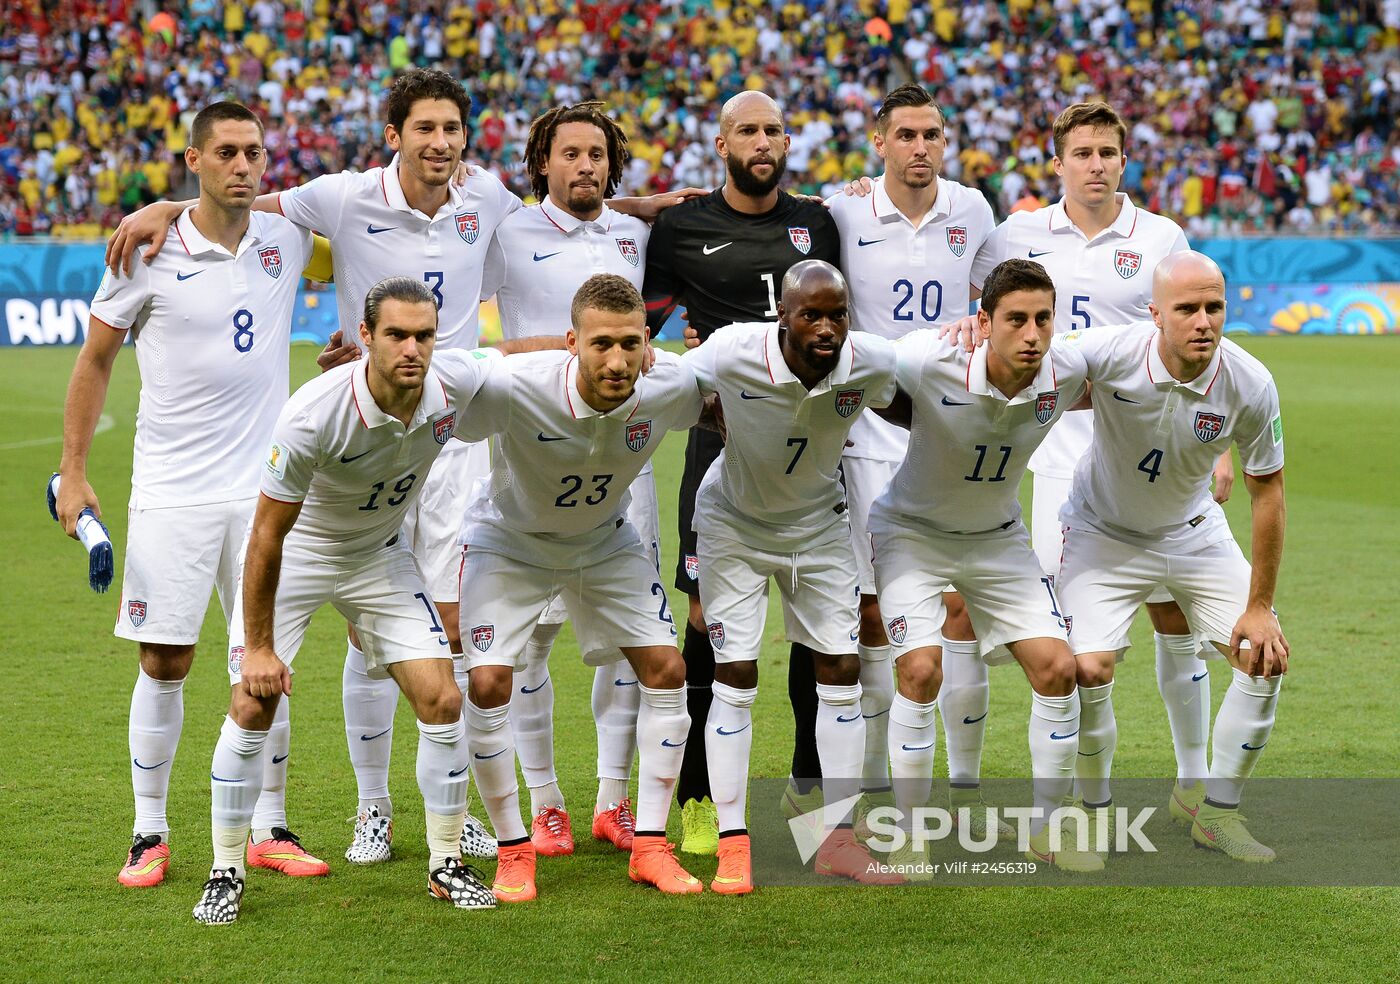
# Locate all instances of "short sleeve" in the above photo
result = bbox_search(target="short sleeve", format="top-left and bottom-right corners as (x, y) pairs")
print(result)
(88, 258), (152, 331)
(1047, 340), (1090, 404)
(678, 330), (720, 395)
(479, 234), (506, 302)
(1169, 225), (1190, 254)
(278, 172), (348, 238)
(651, 351), (704, 430)
(1236, 381), (1284, 477)
(969, 220), (1009, 290)
(451, 353), (511, 444)
(859, 333), (899, 408)
(1048, 330), (1092, 383)
(892, 330), (937, 395)
(261, 411), (319, 503)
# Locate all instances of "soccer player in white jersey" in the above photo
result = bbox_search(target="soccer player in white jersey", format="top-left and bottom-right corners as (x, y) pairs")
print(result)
(455, 276), (703, 902)
(871, 259), (1101, 874)
(967, 102), (1230, 819)
(58, 102), (332, 889)
(193, 278), (509, 924)
(477, 104), (655, 857)
(1054, 252), (1288, 862)
(684, 260), (903, 894)
(824, 83), (997, 836)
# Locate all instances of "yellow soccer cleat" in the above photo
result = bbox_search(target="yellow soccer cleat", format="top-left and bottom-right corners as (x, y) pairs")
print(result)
(1191, 804), (1276, 863)
(1170, 781), (1206, 827)
(1024, 827), (1105, 873)
(679, 797), (719, 856)
(949, 786), (1015, 845)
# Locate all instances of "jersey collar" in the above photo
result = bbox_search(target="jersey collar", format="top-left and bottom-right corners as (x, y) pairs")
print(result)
(349, 358), (451, 430)
(1047, 193), (1138, 242)
(965, 342), (1058, 404)
(540, 197), (614, 235)
(564, 355), (643, 420)
(380, 154), (467, 220)
(764, 323), (855, 395)
(1146, 330), (1223, 395)
(872, 176), (951, 230)
(173, 205), (261, 259)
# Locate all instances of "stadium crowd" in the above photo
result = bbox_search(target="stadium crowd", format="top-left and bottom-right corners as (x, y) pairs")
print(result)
(1, 0), (1398, 239)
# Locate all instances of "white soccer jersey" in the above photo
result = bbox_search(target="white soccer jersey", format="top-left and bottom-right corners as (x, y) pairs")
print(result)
(481, 198), (649, 339)
(827, 176), (996, 463)
(1057, 322), (1284, 550)
(969, 194), (1189, 478)
(455, 350), (701, 562)
(871, 331), (1088, 535)
(684, 322), (898, 550)
(89, 207), (311, 510)
(277, 156), (520, 352)
(261, 349), (498, 560)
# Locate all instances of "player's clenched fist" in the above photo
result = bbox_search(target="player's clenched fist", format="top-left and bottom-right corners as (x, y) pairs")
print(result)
(240, 646), (291, 698)
(56, 477), (100, 539)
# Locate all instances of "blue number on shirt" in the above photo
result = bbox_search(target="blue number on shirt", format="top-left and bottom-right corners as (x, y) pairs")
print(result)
(965, 444), (1012, 482)
(651, 582), (676, 632)
(1137, 448), (1164, 483)
(555, 474), (613, 507)
(233, 309), (255, 352)
(1071, 295), (1091, 330)
(892, 279), (944, 323)
(360, 473), (417, 510)
(423, 271), (445, 308)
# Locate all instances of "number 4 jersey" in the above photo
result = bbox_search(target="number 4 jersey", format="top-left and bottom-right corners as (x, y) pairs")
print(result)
(89, 207), (312, 509)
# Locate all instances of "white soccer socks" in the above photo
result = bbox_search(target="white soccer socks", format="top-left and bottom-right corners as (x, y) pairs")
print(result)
(939, 636), (989, 787)
(210, 715), (269, 879)
(343, 641), (398, 818)
(1074, 682), (1116, 807)
(706, 682), (757, 833)
(251, 697), (291, 842)
(815, 682), (865, 827)
(857, 644), (894, 792)
(464, 698), (527, 842)
(1028, 689), (1080, 833)
(417, 718), (469, 865)
(888, 693), (938, 819)
(1207, 669), (1282, 807)
(1155, 632), (1211, 783)
(511, 621), (563, 815)
(129, 668), (184, 840)
(594, 661), (641, 812)
(634, 684), (689, 832)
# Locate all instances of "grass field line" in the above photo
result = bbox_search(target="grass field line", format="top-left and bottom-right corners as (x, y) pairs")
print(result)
(0, 410), (113, 451)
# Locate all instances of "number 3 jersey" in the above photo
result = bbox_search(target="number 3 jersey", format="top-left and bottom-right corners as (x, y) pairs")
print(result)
(454, 350), (702, 565)
(1057, 322), (1284, 551)
(89, 207), (312, 509)
(260, 349), (498, 560)
(870, 330), (1088, 537)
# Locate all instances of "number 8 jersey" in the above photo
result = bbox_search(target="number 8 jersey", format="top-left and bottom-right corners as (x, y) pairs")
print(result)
(89, 207), (312, 510)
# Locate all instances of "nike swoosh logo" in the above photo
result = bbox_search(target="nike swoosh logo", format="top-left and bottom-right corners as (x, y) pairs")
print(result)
(836, 712), (861, 723)
(901, 741), (935, 751)
(661, 737), (687, 747)
(474, 748), (509, 760)
(963, 713), (988, 725)
(614, 679), (639, 687)
(716, 724), (751, 736)
(132, 758), (169, 771)
(862, 709), (889, 720)
(941, 396), (970, 406)
(739, 390), (771, 400)
(1112, 391), (1141, 404)
(272, 753), (289, 764)
(520, 678), (550, 694)
(1028, 249), (1053, 258)
(210, 774), (243, 783)
(448, 766), (470, 777)
(175, 271), (202, 281)
(494, 883), (529, 894)
(340, 450), (373, 463)
(1078, 747), (1105, 757)
(702, 242), (733, 255)
(1192, 671), (1209, 682)
(533, 251), (561, 262)
(537, 433), (568, 442)
(1050, 730), (1079, 741)
(1241, 741), (1268, 751)
(857, 237), (885, 247)
(367, 224), (395, 235)
(359, 727), (392, 742)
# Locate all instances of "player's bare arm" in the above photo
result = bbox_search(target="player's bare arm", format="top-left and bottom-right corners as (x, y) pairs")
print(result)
(1230, 468), (1288, 678)
(1213, 451), (1236, 503)
(56, 317), (127, 537)
(239, 493), (303, 699)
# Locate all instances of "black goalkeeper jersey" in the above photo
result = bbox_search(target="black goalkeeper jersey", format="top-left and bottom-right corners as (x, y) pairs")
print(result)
(643, 188), (842, 341)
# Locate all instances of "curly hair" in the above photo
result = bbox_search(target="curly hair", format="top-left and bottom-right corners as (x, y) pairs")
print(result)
(385, 68), (472, 135)
(524, 102), (629, 202)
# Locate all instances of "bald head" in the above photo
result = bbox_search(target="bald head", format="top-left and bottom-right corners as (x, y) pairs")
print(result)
(781, 259), (846, 306)
(777, 260), (849, 382)
(1152, 250), (1224, 303)
(719, 91), (784, 134)
(1150, 250), (1228, 377)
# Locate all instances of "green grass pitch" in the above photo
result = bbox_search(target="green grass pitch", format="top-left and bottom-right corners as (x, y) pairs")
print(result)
(0, 337), (1396, 980)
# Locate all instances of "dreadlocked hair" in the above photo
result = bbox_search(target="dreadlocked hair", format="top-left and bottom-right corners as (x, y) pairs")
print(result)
(524, 102), (630, 202)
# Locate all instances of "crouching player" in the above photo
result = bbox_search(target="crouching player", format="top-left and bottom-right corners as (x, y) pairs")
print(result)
(457, 275), (704, 902)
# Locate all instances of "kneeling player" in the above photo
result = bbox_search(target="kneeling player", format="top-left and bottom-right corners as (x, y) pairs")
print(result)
(193, 279), (503, 923)
(871, 259), (1101, 873)
(458, 275), (703, 902)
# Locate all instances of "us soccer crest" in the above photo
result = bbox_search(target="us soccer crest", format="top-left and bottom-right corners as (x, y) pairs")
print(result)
(470, 624), (495, 652)
(835, 389), (864, 418)
(947, 225), (968, 257)
(1194, 411), (1226, 443)
(228, 646), (244, 676)
(788, 226), (812, 255)
(616, 237), (640, 267)
(684, 553), (699, 581)
(1035, 390), (1058, 424)
(259, 246), (282, 279)
(1114, 249), (1142, 279)
(707, 621), (725, 651)
(456, 211), (480, 244)
(887, 615), (907, 645)
(626, 419), (652, 452)
(433, 412), (456, 445)
(128, 599), (147, 628)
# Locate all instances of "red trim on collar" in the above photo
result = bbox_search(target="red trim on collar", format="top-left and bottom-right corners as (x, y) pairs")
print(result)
(1127, 210), (1138, 237)
(764, 333), (776, 383)
(174, 222), (191, 255)
(1145, 337), (1157, 383)
(847, 334), (856, 373)
(565, 356), (579, 417)
(1202, 355), (1222, 395)
(625, 395), (642, 420)
(541, 200), (569, 235)
(379, 169), (390, 206)
(870, 192), (877, 218)
(350, 377), (369, 428)
(965, 350), (974, 391)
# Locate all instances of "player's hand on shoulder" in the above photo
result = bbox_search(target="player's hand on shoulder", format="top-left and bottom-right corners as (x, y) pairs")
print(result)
(621, 186), (707, 223)
(643, 340), (656, 374)
(452, 161), (471, 188)
(842, 175), (874, 198)
(1211, 451), (1235, 504)
(681, 309), (701, 349)
(938, 313), (986, 353)
(56, 477), (100, 540)
(241, 646), (291, 698)
(317, 330), (361, 373)
(106, 200), (182, 277)
(1229, 605), (1288, 679)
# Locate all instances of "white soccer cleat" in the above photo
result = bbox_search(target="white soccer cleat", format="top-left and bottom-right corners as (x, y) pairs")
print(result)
(460, 810), (498, 860)
(345, 805), (393, 864)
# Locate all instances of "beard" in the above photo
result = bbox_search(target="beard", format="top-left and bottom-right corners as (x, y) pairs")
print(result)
(727, 151), (787, 197)
(564, 181), (603, 213)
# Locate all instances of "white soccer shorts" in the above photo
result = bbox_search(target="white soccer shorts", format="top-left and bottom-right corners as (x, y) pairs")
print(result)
(115, 497), (256, 646)
(226, 541), (452, 683)
(401, 438), (491, 603)
(458, 520), (678, 671)
(697, 531), (861, 665)
(1056, 525), (1252, 658)
(870, 520), (1068, 666)
(843, 454), (898, 596)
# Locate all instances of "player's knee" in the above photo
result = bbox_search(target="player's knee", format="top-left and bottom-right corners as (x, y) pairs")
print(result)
(139, 643), (194, 682)
(228, 688), (278, 730)
(418, 686), (463, 726)
(813, 652), (861, 686)
(1075, 651), (1116, 688)
(1032, 647), (1078, 696)
(650, 653), (687, 691)
(858, 596), (887, 645)
(1145, 602), (1190, 635)
(894, 652), (942, 702)
(941, 597), (975, 641)
(714, 659), (757, 691)
(467, 666), (513, 708)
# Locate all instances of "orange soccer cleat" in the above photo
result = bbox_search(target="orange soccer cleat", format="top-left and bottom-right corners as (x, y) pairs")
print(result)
(247, 828), (331, 877)
(710, 834), (754, 895)
(815, 828), (905, 886)
(530, 806), (575, 857)
(592, 798), (636, 851)
(492, 841), (538, 903)
(118, 834), (170, 887)
(629, 835), (703, 895)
